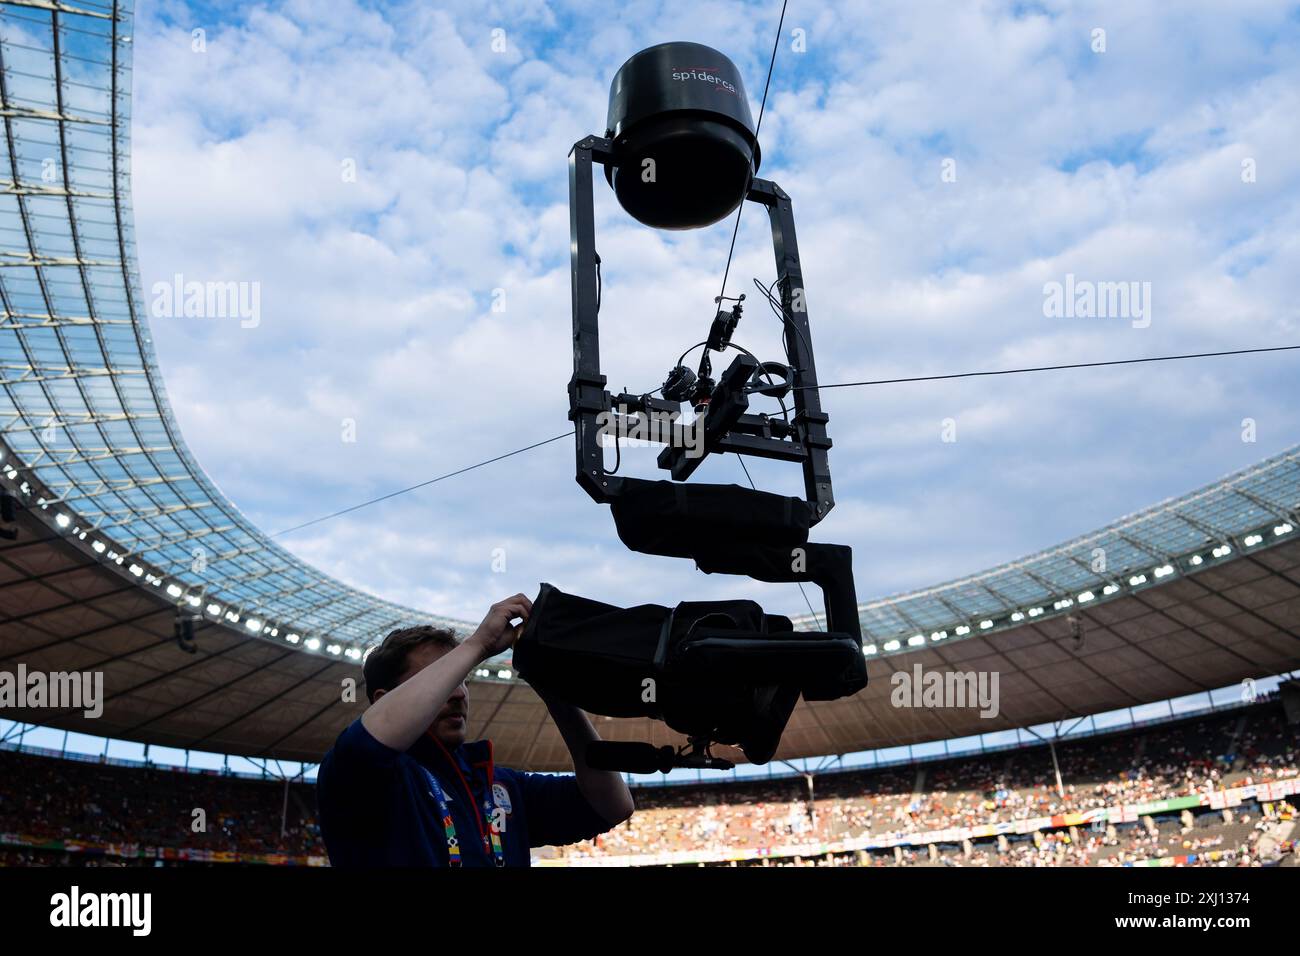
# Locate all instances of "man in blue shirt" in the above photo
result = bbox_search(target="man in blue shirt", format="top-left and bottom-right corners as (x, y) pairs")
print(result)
(317, 593), (634, 866)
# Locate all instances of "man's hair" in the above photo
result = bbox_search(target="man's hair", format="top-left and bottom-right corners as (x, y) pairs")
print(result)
(363, 625), (460, 703)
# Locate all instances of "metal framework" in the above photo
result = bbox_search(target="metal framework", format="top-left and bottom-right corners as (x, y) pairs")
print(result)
(565, 134), (834, 518)
(0, 0), (468, 655)
(563, 134), (864, 661)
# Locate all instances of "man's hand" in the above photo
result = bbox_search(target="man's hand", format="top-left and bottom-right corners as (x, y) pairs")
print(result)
(362, 592), (535, 752)
(466, 592), (533, 661)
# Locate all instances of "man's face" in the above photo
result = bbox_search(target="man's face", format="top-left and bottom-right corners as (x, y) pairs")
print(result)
(397, 643), (469, 749)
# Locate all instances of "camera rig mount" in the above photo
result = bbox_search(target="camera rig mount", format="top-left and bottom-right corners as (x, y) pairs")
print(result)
(512, 125), (868, 773)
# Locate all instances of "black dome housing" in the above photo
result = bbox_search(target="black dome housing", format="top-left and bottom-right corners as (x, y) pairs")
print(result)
(604, 41), (761, 230)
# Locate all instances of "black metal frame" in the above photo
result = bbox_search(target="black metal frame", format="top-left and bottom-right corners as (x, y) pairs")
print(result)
(566, 135), (835, 523)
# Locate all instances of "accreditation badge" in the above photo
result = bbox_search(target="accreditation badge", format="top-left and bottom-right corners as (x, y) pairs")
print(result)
(492, 783), (513, 815)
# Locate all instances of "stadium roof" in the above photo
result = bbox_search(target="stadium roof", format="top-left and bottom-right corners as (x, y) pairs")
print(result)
(2, 459), (1299, 766)
(1, 0), (1298, 769)
(792, 446), (1300, 653)
(0, 0), (466, 656)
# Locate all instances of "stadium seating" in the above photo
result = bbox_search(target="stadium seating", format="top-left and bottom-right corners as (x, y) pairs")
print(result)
(550, 700), (1298, 865)
(0, 750), (321, 864)
(1, 699), (1295, 867)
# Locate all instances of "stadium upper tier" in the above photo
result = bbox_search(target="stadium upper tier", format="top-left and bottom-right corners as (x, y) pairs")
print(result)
(0, 0), (1298, 767)
(793, 445), (1300, 656)
(0, 0), (467, 653)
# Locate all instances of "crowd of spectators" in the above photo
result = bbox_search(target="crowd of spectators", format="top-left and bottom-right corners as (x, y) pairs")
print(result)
(557, 702), (1298, 864)
(0, 700), (1294, 867)
(705, 800), (1297, 868)
(0, 748), (321, 862)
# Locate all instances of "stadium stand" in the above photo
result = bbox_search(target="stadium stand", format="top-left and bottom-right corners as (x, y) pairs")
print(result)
(1, 698), (1293, 867)
(0, 749), (321, 865)
(545, 697), (1298, 866)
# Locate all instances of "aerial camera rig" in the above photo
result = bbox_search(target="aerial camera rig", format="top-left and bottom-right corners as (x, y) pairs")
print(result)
(513, 42), (867, 771)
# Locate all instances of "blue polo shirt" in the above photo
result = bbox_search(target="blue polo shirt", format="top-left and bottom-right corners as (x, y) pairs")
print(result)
(317, 717), (614, 867)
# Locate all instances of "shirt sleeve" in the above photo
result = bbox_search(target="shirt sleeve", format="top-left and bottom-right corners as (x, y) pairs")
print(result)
(318, 717), (403, 827)
(515, 770), (619, 848)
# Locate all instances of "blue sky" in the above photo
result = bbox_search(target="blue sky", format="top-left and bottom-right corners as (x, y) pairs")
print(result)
(124, 0), (1300, 626)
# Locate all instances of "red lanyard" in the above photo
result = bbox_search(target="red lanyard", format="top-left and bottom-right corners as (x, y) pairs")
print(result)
(425, 732), (504, 866)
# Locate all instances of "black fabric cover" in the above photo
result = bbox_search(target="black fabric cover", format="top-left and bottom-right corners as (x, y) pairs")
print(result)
(514, 583), (866, 764)
(512, 587), (668, 719)
(609, 478), (812, 561)
(604, 477), (865, 656)
(691, 541), (865, 673)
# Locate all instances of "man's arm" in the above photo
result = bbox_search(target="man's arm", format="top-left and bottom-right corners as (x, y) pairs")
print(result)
(543, 696), (635, 826)
(360, 593), (532, 753)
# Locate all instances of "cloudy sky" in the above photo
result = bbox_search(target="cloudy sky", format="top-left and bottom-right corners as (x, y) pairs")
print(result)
(128, 0), (1300, 628)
